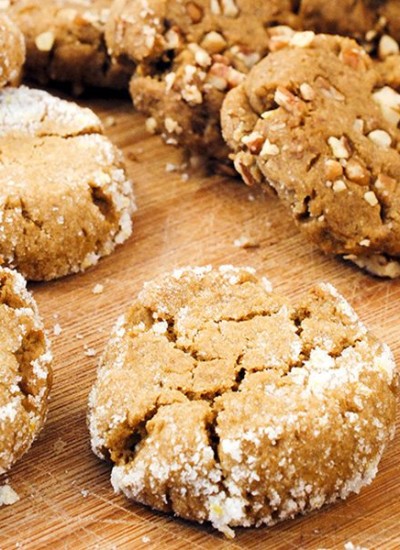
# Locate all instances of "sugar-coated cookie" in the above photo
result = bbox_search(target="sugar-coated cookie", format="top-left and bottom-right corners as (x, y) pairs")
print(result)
(0, 267), (52, 473)
(88, 265), (397, 537)
(0, 86), (135, 281)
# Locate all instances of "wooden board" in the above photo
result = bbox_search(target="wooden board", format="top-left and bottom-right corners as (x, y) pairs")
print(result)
(0, 96), (399, 550)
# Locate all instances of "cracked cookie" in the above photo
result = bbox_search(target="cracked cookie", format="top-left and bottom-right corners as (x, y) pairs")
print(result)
(3, 0), (130, 92)
(105, 0), (301, 164)
(221, 32), (400, 278)
(88, 265), (397, 537)
(0, 267), (52, 473)
(0, 86), (135, 281)
(0, 13), (25, 87)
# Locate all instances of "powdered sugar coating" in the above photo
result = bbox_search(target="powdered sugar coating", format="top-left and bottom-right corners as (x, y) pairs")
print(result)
(0, 86), (135, 281)
(88, 266), (397, 537)
(0, 86), (102, 137)
(0, 267), (52, 473)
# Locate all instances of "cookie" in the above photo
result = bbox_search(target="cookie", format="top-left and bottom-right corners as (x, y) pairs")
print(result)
(106, 0), (301, 164)
(0, 86), (135, 281)
(0, 267), (52, 473)
(0, 13), (25, 87)
(4, 0), (130, 92)
(221, 32), (400, 277)
(299, 0), (400, 54)
(88, 265), (397, 537)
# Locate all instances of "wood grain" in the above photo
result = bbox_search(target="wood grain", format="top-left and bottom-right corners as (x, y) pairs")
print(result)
(0, 96), (399, 550)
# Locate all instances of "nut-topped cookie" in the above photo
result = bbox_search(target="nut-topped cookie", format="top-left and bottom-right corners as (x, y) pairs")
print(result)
(300, 0), (400, 56)
(0, 13), (25, 87)
(88, 265), (397, 537)
(221, 32), (400, 277)
(0, 86), (135, 281)
(4, 0), (130, 92)
(106, 0), (301, 164)
(0, 267), (52, 473)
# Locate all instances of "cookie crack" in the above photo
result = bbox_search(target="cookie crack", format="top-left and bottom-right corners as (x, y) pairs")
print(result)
(14, 329), (46, 413)
(89, 182), (116, 222)
(0, 274), (26, 309)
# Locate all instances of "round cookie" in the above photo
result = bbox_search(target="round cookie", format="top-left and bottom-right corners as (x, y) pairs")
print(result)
(4, 0), (130, 92)
(0, 13), (25, 87)
(88, 265), (397, 537)
(0, 267), (52, 473)
(0, 86), (135, 281)
(106, 0), (301, 164)
(221, 32), (400, 277)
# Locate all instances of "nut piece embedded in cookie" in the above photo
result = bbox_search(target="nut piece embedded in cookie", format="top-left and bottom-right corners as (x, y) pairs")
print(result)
(105, 0), (301, 163)
(4, 0), (130, 91)
(0, 13), (25, 87)
(88, 265), (397, 537)
(0, 267), (52, 473)
(221, 33), (400, 277)
(0, 86), (135, 281)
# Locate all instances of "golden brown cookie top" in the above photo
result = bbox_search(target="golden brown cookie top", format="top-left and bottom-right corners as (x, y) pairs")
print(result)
(106, 0), (300, 66)
(0, 267), (52, 473)
(0, 13), (25, 87)
(89, 265), (397, 536)
(222, 32), (400, 271)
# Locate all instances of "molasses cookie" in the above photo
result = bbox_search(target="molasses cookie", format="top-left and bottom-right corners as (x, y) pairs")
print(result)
(0, 267), (52, 473)
(4, 0), (130, 92)
(106, 0), (301, 163)
(0, 13), (25, 87)
(88, 265), (397, 537)
(0, 86), (135, 281)
(221, 33), (400, 277)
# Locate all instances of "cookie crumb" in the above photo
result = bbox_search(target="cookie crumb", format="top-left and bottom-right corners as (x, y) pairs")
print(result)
(92, 284), (104, 295)
(53, 323), (62, 336)
(0, 484), (19, 506)
(344, 542), (368, 550)
(81, 489), (89, 498)
(233, 235), (260, 249)
(84, 346), (97, 357)
(141, 536), (151, 543)
(53, 438), (66, 453)
(76, 333), (84, 340)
